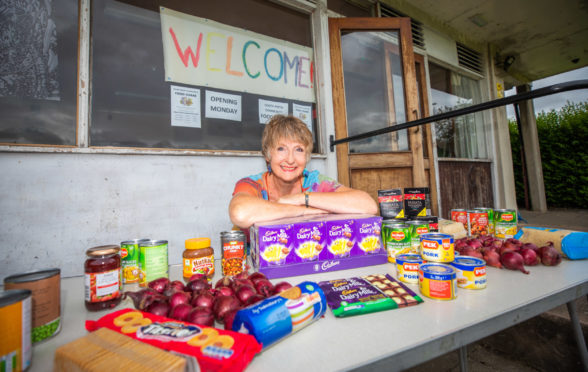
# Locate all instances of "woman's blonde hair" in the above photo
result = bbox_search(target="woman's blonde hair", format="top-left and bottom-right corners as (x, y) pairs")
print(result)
(261, 115), (313, 162)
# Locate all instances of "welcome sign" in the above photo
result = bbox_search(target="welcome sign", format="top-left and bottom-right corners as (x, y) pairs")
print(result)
(160, 7), (316, 103)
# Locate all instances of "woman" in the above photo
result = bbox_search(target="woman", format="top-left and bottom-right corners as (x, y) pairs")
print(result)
(229, 115), (378, 229)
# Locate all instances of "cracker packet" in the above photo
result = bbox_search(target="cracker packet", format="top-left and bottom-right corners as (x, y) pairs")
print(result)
(318, 274), (423, 317)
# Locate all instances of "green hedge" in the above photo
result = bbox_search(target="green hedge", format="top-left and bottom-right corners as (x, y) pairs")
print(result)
(509, 101), (588, 208)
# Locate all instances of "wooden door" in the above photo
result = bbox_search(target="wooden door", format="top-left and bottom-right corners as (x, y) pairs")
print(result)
(329, 17), (438, 216)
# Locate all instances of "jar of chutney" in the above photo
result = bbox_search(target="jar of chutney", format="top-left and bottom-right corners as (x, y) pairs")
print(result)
(84, 245), (122, 311)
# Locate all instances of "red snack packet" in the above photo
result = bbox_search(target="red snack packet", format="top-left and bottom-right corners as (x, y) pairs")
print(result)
(86, 308), (261, 372)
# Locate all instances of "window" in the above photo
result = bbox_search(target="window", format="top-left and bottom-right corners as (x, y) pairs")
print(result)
(90, 0), (317, 151)
(0, 0), (79, 145)
(429, 62), (489, 159)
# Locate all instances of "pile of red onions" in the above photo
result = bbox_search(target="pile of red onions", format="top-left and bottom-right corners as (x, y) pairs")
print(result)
(124, 271), (292, 330)
(454, 236), (562, 274)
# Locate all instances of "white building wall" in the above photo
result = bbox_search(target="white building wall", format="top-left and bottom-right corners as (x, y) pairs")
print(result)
(0, 153), (327, 281)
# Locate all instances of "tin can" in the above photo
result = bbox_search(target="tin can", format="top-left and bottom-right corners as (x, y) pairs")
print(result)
(418, 263), (457, 300)
(467, 209), (489, 236)
(420, 233), (454, 262)
(450, 209), (468, 229)
(120, 239), (149, 284)
(494, 209), (518, 239)
(139, 240), (169, 287)
(231, 282), (326, 349)
(450, 256), (487, 289)
(474, 208), (494, 235)
(378, 188), (405, 219)
(4, 268), (61, 343)
(382, 223), (411, 263)
(395, 254), (423, 284)
(221, 231), (247, 276)
(416, 216), (438, 232)
(406, 220), (430, 253)
(0, 289), (32, 371)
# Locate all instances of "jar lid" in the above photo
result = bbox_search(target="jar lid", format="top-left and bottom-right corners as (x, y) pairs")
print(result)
(185, 238), (211, 250)
(86, 245), (120, 257)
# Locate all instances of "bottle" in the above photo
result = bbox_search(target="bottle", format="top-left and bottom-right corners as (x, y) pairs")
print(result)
(85, 245), (122, 311)
(183, 238), (214, 281)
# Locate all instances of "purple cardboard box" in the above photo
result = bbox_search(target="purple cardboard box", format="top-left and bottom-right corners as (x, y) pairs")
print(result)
(251, 214), (386, 279)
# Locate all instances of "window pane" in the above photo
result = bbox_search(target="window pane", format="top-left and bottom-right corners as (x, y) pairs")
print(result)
(90, 0), (317, 151)
(341, 31), (408, 153)
(0, 0), (78, 145)
(429, 63), (488, 159)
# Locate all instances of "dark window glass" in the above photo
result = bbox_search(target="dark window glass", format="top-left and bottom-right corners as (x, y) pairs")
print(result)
(90, 0), (317, 151)
(0, 0), (78, 145)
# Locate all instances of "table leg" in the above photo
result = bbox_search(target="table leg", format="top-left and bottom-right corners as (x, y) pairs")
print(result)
(459, 346), (468, 372)
(566, 300), (588, 370)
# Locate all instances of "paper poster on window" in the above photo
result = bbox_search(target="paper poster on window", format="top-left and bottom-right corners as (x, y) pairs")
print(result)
(205, 90), (242, 121)
(293, 103), (312, 131)
(160, 7), (315, 103)
(259, 99), (288, 124)
(170, 85), (202, 128)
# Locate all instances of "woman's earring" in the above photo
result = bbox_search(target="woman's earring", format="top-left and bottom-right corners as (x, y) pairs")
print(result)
(267, 163), (272, 174)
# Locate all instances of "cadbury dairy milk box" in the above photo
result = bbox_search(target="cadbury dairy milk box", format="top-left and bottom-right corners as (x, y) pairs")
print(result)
(250, 214), (386, 279)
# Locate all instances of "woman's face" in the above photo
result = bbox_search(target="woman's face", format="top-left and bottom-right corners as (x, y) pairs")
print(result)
(268, 138), (307, 183)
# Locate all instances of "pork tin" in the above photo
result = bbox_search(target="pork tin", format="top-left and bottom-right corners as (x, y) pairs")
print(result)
(406, 220), (430, 253)
(450, 256), (487, 289)
(0, 289), (32, 371)
(467, 209), (489, 237)
(4, 268), (61, 343)
(494, 209), (518, 239)
(382, 223), (411, 263)
(420, 233), (454, 262)
(418, 263), (457, 300)
(395, 254), (423, 284)
(120, 239), (149, 284)
(232, 282), (326, 349)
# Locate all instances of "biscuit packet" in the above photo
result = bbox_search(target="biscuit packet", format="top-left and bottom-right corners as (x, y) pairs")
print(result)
(86, 308), (262, 372)
(318, 274), (423, 317)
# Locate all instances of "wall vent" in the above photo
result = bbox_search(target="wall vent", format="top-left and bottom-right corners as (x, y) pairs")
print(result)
(456, 42), (483, 74)
(379, 3), (425, 49)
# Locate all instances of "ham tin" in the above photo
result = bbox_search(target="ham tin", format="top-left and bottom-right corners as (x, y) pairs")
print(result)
(395, 254), (423, 284)
(418, 263), (457, 300)
(419, 233), (454, 262)
(450, 256), (487, 289)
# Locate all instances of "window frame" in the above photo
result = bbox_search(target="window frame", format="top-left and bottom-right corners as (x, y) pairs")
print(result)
(0, 0), (329, 158)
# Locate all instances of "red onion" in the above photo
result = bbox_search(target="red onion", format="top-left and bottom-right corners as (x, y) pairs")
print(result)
(455, 239), (468, 250)
(539, 244), (562, 266)
(223, 308), (241, 331)
(124, 288), (164, 310)
(235, 285), (257, 305)
(187, 306), (215, 327)
(145, 301), (170, 317)
(216, 286), (235, 297)
(483, 249), (502, 268)
(191, 291), (215, 309)
(186, 278), (211, 293)
(169, 291), (191, 308)
(468, 239), (482, 250)
(520, 247), (540, 266)
(169, 303), (192, 321)
(491, 240), (503, 249)
(234, 271), (250, 280)
(254, 279), (274, 297)
(248, 272), (268, 285)
(246, 294), (265, 306)
(522, 242), (539, 252)
(273, 281), (293, 295)
(170, 280), (186, 292)
(189, 273), (207, 282)
(232, 278), (255, 292)
(213, 295), (241, 322)
(500, 242), (518, 255)
(215, 276), (233, 289)
(462, 247), (484, 260)
(500, 251), (529, 274)
(148, 277), (170, 294)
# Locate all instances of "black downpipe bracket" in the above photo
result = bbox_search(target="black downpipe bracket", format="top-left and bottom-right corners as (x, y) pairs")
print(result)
(329, 80), (588, 152)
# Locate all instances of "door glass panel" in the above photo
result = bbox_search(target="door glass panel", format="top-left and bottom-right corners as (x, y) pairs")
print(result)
(341, 31), (408, 153)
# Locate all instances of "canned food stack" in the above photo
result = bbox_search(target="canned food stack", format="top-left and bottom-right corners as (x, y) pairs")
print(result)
(450, 208), (518, 240)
